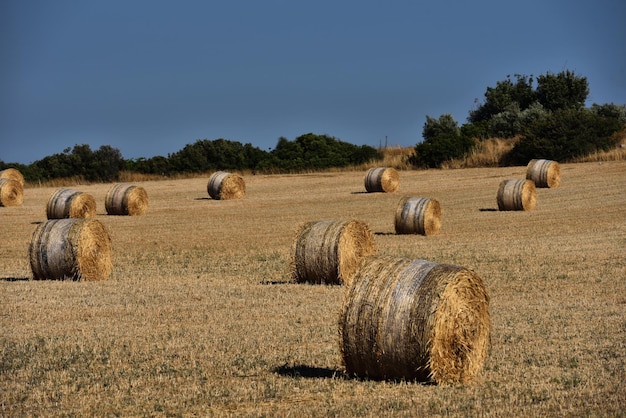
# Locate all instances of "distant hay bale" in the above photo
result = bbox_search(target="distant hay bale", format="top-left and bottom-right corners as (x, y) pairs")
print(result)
(0, 178), (24, 207)
(207, 171), (246, 200)
(496, 179), (537, 211)
(29, 218), (113, 281)
(47, 188), (97, 219)
(105, 183), (148, 215)
(526, 159), (560, 188)
(0, 168), (25, 187)
(395, 196), (442, 235)
(364, 167), (400, 193)
(340, 256), (490, 384)
(291, 220), (376, 286)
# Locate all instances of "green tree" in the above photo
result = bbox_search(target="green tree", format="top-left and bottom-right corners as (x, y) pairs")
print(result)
(507, 107), (622, 164)
(469, 74), (535, 124)
(268, 133), (378, 172)
(535, 70), (589, 112)
(410, 115), (475, 168)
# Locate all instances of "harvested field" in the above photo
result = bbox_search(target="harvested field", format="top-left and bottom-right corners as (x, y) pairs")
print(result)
(1, 161), (625, 416)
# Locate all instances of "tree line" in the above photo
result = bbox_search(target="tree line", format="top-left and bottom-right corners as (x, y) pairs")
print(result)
(1, 134), (379, 183)
(2, 70), (624, 183)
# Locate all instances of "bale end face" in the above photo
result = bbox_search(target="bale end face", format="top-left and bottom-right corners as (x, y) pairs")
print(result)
(0, 168), (25, 187)
(0, 178), (24, 206)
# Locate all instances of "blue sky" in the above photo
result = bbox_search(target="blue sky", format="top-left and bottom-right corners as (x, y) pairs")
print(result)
(1, 0), (625, 164)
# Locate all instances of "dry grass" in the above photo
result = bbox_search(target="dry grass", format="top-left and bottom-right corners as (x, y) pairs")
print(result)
(2, 162), (625, 416)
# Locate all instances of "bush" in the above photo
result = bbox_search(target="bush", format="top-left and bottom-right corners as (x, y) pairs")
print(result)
(506, 108), (623, 164)
(410, 114), (476, 168)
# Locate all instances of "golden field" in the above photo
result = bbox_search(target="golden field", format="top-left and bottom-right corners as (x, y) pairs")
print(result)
(1, 161), (625, 416)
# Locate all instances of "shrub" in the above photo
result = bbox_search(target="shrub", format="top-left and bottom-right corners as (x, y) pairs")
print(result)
(506, 108), (623, 164)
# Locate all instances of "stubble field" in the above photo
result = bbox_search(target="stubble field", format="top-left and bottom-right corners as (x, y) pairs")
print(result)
(1, 161), (625, 416)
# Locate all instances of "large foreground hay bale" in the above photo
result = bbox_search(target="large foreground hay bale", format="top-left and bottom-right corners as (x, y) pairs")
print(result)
(105, 183), (148, 215)
(29, 218), (112, 281)
(47, 188), (96, 219)
(395, 196), (442, 235)
(526, 159), (560, 188)
(291, 220), (376, 286)
(364, 167), (400, 193)
(340, 256), (490, 384)
(0, 178), (23, 207)
(496, 179), (537, 211)
(0, 168), (25, 187)
(207, 171), (246, 200)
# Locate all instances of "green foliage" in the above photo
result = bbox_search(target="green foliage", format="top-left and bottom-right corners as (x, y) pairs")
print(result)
(506, 108), (623, 164)
(590, 103), (626, 125)
(263, 133), (378, 172)
(23, 144), (124, 183)
(487, 102), (549, 139)
(469, 74), (535, 124)
(535, 70), (589, 112)
(423, 114), (460, 140)
(410, 115), (475, 168)
(167, 139), (266, 173)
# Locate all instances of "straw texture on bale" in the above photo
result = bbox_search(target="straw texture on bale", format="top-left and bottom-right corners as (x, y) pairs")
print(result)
(47, 188), (97, 219)
(395, 197), (442, 235)
(207, 171), (246, 200)
(0, 178), (23, 207)
(105, 183), (148, 215)
(340, 256), (490, 384)
(29, 218), (112, 281)
(0, 168), (25, 187)
(291, 220), (376, 286)
(526, 159), (561, 188)
(364, 167), (400, 193)
(496, 179), (537, 211)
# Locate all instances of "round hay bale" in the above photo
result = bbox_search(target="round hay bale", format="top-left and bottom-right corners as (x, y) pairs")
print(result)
(394, 196), (442, 236)
(0, 168), (25, 187)
(291, 220), (376, 286)
(496, 179), (537, 211)
(105, 183), (148, 215)
(526, 159), (560, 188)
(364, 167), (400, 193)
(0, 178), (24, 207)
(340, 256), (490, 384)
(207, 171), (246, 200)
(46, 188), (97, 219)
(29, 218), (112, 281)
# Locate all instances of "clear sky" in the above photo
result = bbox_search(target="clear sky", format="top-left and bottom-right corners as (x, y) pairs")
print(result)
(1, 0), (625, 164)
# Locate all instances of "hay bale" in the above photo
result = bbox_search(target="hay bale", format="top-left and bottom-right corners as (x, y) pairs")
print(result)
(340, 256), (490, 384)
(526, 159), (560, 188)
(29, 218), (112, 281)
(207, 171), (246, 200)
(291, 220), (376, 286)
(0, 168), (25, 187)
(395, 196), (442, 235)
(105, 183), (148, 215)
(496, 179), (537, 211)
(46, 188), (97, 219)
(0, 178), (23, 207)
(364, 167), (400, 193)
